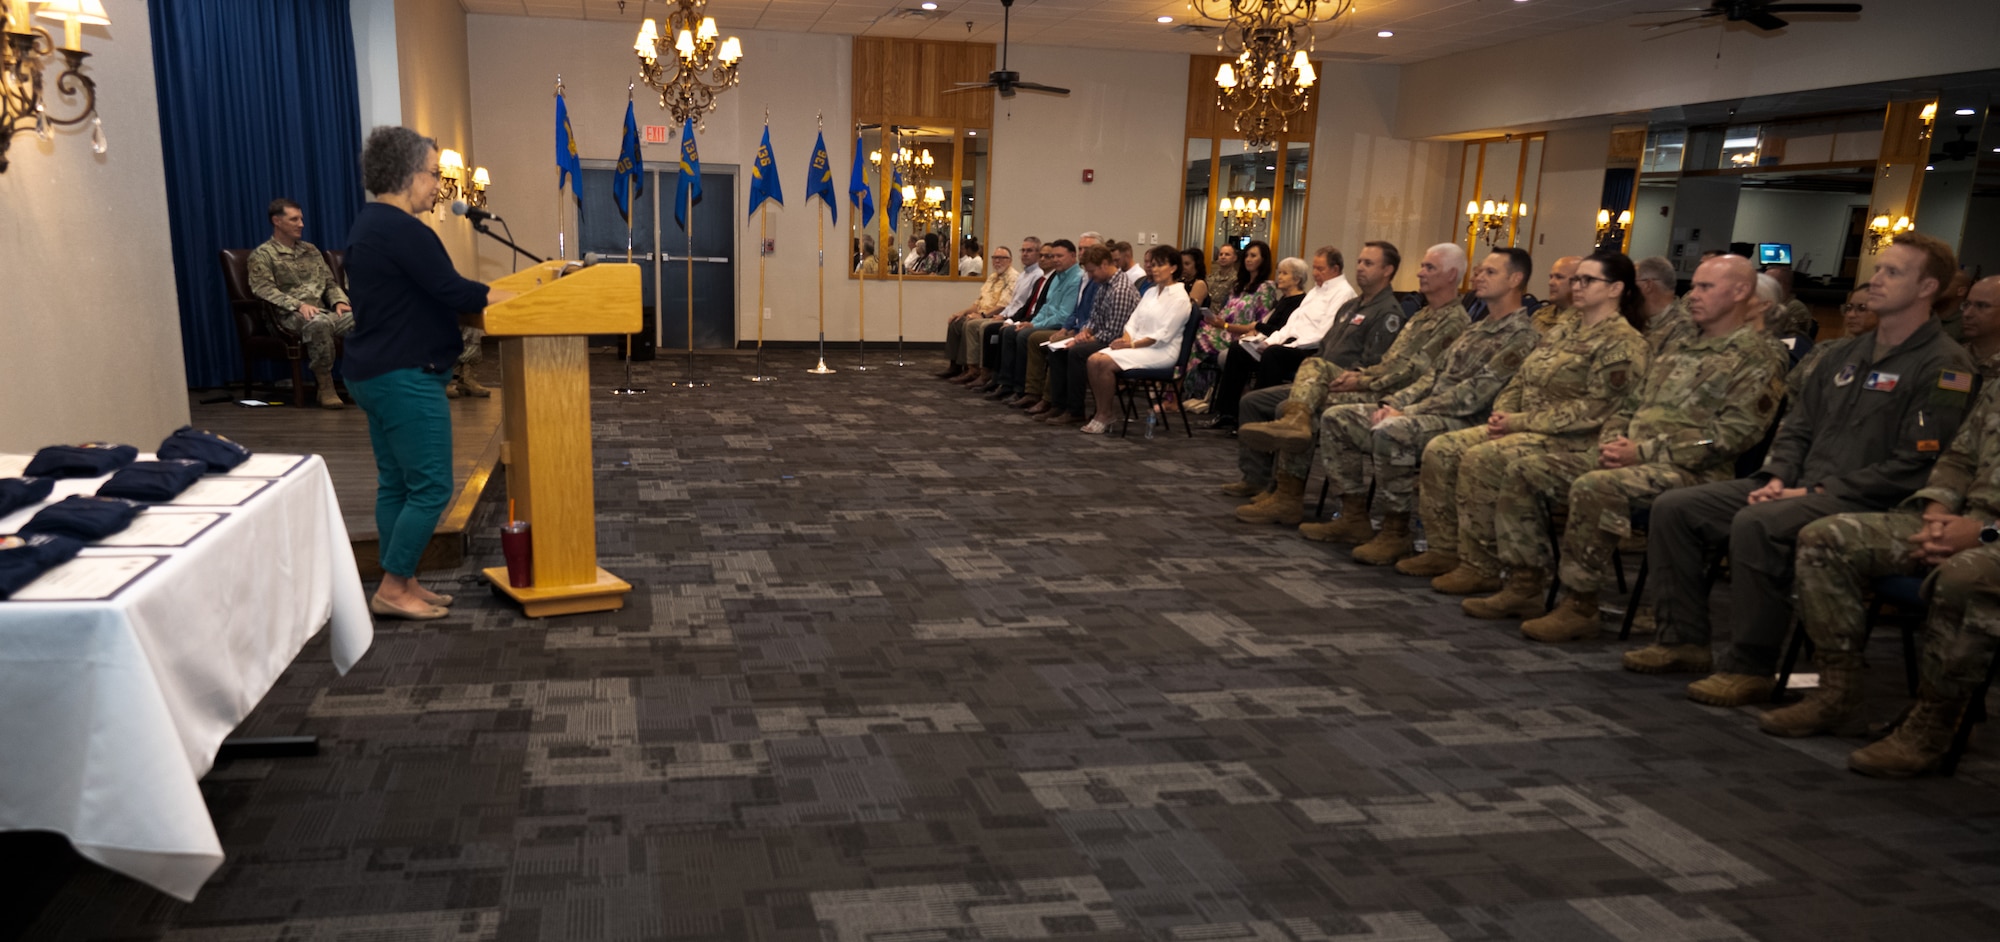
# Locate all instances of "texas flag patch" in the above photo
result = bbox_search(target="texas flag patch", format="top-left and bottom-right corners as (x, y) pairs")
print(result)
(1939, 370), (1974, 393)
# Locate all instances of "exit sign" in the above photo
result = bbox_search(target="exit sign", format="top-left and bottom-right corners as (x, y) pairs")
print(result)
(644, 125), (668, 144)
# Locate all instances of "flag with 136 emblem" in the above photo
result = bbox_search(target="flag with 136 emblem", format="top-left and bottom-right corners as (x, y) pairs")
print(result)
(748, 123), (783, 218)
(804, 131), (836, 223)
(673, 116), (702, 231)
(613, 101), (644, 223)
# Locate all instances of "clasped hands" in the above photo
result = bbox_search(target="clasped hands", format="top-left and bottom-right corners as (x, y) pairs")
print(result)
(1909, 502), (1982, 566)
(296, 302), (350, 321)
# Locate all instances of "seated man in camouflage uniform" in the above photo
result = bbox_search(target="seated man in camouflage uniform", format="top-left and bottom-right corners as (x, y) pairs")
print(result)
(248, 198), (354, 408)
(1495, 254), (1787, 642)
(1313, 248), (1541, 565)
(1771, 377), (2000, 777)
(1958, 276), (2000, 380)
(1225, 242), (1411, 525)
(1626, 233), (1975, 707)
(1406, 252), (1651, 606)
(1532, 256), (1581, 335)
(1636, 255), (1694, 358)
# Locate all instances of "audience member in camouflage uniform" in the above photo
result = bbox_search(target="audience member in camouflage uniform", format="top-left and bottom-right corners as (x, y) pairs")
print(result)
(1498, 255), (1787, 641)
(1626, 235), (1975, 708)
(1280, 244), (1472, 539)
(1636, 255), (1694, 358)
(248, 198), (354, 408)
(1429, 253), (1651, 612)
(1227, 243), (1404, 526)
(1531, 256), (1580, 335)
(1788, 287), (1875, 399)
(1933, 270), (1972, 343)
(1773, 376), (2000, 776)
(1958, 276), (2000, 380)
(1315, 248), (1541, 566)
(1764, 267), (1816, 341)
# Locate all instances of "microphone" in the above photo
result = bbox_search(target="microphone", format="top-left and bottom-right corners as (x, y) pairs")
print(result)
(450, 200), (499, 224)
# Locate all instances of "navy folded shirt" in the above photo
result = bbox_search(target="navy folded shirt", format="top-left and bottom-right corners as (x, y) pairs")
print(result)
(157, 426), (252, 472)
(17, 494), (144, 541)
(0, 477), (55, 518)
(23, 443), (140, 479)
(97, 459), (208, 502)
(0, 533), (86, 599)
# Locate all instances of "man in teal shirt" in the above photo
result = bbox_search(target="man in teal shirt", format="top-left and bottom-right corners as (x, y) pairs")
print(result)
(992, 239), (1083, 401)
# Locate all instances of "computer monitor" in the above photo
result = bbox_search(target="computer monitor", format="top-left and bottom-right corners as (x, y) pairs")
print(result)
(1757, 243), (1793, 266)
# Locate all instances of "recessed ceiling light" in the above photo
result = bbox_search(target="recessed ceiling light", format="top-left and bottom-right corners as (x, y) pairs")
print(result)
(1377, 29), (1393, 37)
(967, 130), (976, 136)
(1264, 165), (1276, 170)
(1955, 107), (1976, 115)
(1157, 15), (1174, 23)
(1926, 165), (1935, 170)
(921, 1), (937, 8)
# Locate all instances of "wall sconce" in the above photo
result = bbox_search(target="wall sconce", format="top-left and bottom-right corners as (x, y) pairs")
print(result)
(1595, 208), (1632, 242)
(1866, 214), (1912, 253)
(1219, 194), (1270, 236)
(432, 147), (464, 211)
(1466, 197), (1524, 246)
(2, 0), (112, 173)
(468, 166), (490, 208)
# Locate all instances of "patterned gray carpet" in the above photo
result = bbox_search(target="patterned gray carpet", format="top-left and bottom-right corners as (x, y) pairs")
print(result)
(15, 349), (2000, 942)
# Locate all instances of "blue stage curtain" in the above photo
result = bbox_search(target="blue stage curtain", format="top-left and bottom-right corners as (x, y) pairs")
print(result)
(150, 0), (363, 389)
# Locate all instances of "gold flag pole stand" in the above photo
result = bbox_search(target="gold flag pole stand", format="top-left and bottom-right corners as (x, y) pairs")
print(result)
(613, 82), (647, 397)
(809, 112), (836, 375)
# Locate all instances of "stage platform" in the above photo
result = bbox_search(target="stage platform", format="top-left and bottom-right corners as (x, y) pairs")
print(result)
(184, 358), (504, 578)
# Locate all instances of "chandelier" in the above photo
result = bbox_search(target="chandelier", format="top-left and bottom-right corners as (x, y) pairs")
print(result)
(1218, 194), (1269, 236)
(1192, 0), (1351, 149)
(1465, 197), (1525, 247)
(2, 0), (110, 174)
(633, 0), (742, 129)
(873, 136), (947, 229)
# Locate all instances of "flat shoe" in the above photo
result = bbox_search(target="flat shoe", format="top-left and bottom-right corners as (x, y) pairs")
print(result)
(419, 592), (455, 606)
(370, 595), (449, 620)
(1080, 419), (1110, 434)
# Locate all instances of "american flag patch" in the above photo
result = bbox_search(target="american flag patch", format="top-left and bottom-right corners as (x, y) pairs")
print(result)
(1939, 371), (1973, 393)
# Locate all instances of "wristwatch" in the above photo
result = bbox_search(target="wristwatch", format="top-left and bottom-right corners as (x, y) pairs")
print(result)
(1980, 522), (1999, 545)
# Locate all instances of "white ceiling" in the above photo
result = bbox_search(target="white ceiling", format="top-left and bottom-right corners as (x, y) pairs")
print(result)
(456, 0), (1711, 66)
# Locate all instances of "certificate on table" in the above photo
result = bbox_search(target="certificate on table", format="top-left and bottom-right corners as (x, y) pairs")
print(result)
(90, 512), (226, 548)
(9, 555), (165, 601)
(225, 454), (307, 478)
(169, 478), (272, 507)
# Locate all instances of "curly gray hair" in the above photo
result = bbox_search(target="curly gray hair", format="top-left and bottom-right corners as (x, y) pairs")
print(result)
(361, 125), (437, 196)
(1277, 256), (1311, 286)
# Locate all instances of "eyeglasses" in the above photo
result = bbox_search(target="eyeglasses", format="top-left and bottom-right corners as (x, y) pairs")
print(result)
(1839, 303), (1868, 314)
(1568, 274), (1612, 286)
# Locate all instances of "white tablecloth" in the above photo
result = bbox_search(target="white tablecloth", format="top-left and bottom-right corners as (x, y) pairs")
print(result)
(0, 453), (373, 901)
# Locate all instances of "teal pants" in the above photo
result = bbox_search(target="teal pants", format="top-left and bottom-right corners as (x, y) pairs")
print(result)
(346, 368), (453, 577)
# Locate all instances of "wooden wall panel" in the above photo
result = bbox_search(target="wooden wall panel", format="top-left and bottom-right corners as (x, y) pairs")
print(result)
(854, 38), (995, 128)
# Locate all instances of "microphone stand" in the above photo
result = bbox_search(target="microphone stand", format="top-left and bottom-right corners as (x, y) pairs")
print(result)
(471, 219), (545, 264)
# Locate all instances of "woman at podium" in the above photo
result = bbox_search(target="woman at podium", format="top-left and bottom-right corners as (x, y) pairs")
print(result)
(341, 125), (514, 619)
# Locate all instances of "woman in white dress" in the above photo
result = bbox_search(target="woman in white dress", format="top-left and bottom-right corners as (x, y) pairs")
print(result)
(1080, 245), (1193, 434)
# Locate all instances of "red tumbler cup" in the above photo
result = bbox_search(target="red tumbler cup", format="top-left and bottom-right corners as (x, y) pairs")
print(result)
(501, 521), (532, 588)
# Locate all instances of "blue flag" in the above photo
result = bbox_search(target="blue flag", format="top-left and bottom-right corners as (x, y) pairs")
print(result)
(555, 91), (582, 204)
(613, 101), (644, 223)
(804, 131), (836, 224)
(748, 123), (783, 218)
(673, 116), (702, 231)
(886, 165), (905, 232)
(847, 133), (874, 229)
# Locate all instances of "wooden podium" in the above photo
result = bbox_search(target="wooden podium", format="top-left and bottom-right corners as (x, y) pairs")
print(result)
(476, 261), (641, 617)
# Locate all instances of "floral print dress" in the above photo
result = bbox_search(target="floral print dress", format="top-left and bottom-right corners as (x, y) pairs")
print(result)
(1186, 279), (1279, 399)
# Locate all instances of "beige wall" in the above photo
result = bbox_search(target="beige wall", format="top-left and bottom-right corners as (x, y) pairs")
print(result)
(463, 16), (1458, 339)
(1396, 0), (2000, 140)
(1532, 124), (1614, 261)
(393, 0), (477, 272)
(0, 0), (188, 452)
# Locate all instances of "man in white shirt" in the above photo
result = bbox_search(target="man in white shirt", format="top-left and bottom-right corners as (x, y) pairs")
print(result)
(1113, 241), (1146, 286)
(1209, 248), (1355, 425)
(955, 237), (1044, 387)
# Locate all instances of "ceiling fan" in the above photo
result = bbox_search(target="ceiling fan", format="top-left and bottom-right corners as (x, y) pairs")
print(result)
(1641, 0), (1862, 32)
(944, 0), (1069, 99)
(1932, 125), (1979, 164)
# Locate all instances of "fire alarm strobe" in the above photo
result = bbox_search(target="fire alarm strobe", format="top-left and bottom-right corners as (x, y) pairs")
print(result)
(1082, 169), (1094, 183)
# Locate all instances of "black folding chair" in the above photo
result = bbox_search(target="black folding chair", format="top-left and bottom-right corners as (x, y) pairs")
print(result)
(1114, 306), (1206, 439)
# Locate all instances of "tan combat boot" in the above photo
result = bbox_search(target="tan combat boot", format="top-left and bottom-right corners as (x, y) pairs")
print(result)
(1237, 399), (1316, 453)
(313, 368), (344, 409)
(1686, 672), (1776, 707)
(1299, 495), (1375, 544)
(1235, 472), (1305, 525)
(1461, 567), (1548, 618)
(1622, 643), (1712, 674)
(1396, 549), (1459, 578)
(1848, 692), (1966, 778)
(454, 370), (493, 398)
(1220, 479), (1262, 498)
(1351, 513), (1415, 566)
(1759, 652), (1866, 737)
(1521, 592), (1602, 642)
(1431, 563), (1503, 596)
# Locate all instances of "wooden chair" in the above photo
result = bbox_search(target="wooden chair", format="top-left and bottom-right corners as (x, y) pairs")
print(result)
(217, 248), (342, 407)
